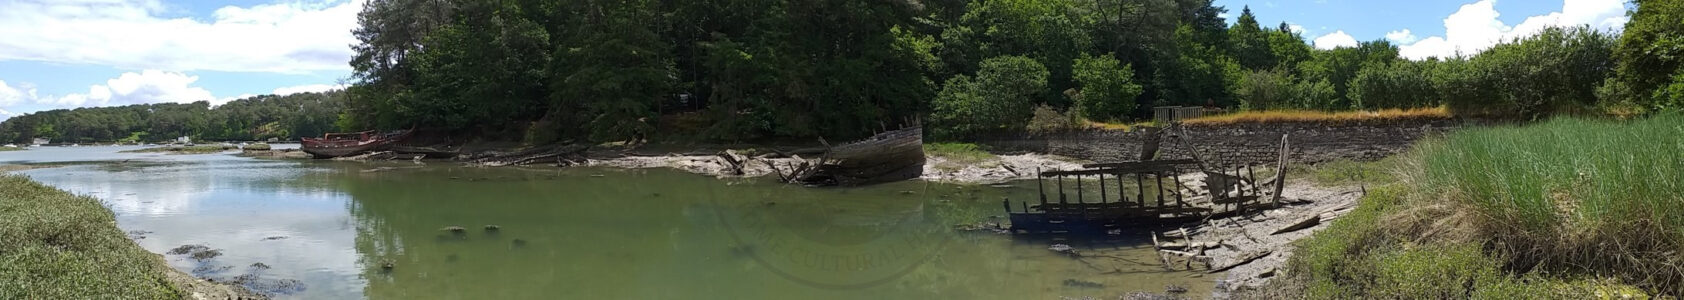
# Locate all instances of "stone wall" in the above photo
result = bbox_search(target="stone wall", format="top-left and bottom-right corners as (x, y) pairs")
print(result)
(979, 119), (1460, 167)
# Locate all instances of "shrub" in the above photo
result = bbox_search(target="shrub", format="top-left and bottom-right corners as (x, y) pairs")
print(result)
(1026, 104), (1083, 134)
(930, 55), (1049, 139)
(1070, 53), (1142, 121)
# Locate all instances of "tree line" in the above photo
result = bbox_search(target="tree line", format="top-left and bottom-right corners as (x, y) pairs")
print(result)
(0, 92), (344, 144)
(3, 0), (1681, 144)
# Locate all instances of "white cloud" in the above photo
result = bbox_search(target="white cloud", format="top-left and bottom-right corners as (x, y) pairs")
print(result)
(272, 83), (346, 95)
(0, 80), (28, 106)
(0, 0), (363, 73)
(1287, 23), (1307, 35)
(1385, 29), (1419, 44)
(1313, 31), (1359, 49)
(1397, 0), (1628, 60)
(33, 70), (215, 107)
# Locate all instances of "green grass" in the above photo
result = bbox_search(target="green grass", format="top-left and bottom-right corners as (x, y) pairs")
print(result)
(924, 143), (999, 172)
(924, 143), (995, 162)
(1305, 158), (1399, 186)
(0, 175), (182, 299)
(1415, 114), (1684, 292)
(1276, 114), (1684, 297)
(0, 146), (23, 152)
(120, 145), (236, 154)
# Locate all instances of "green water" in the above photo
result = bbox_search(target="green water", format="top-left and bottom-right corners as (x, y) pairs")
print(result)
(2, 146), (1215, 299)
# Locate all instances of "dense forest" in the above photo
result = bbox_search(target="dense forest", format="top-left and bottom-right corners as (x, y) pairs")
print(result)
(2, 0), (1681, 144)
(0, 92), (343, 144)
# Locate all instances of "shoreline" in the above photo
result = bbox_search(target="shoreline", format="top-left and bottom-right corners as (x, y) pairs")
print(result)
(0, 172), (265, 299)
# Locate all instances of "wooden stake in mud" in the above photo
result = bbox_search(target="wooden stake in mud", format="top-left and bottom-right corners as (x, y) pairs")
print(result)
(1075, 174), (1084, 204)
(1037, 168), (1046, 205)
(1272, 134), (1291, 205)
(1135, 173), (1146, 207)
(1156, 171), (1166, 208)
(1057, 174), (1066, 204)
(1173, 172), (1186, 207)
(1117, 173), (1127, 205)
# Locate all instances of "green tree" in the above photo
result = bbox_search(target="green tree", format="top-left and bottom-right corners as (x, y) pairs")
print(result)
(1233, 68), (1296, 110)
(1350, 61), (1436, 109)
(1613, 0), (1684, 109)
(1070, 53), (1144, 121)
(1228, 6), (1274, 70)
(931, 55), (1049, 139)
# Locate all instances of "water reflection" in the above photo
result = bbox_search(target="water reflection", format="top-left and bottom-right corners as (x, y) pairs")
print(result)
(6, 147), (1217, 299)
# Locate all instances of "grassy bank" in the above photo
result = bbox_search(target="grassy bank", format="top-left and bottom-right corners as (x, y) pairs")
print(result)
(1269, 115), (1684, 297)
(0, 146), (23, 151)
(120, 144), (237, 154)
(0, 174), (182, 299)
(924, 143), (997, 171)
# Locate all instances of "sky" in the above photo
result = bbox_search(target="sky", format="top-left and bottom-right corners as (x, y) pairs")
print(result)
(0, 0), (1635, 121)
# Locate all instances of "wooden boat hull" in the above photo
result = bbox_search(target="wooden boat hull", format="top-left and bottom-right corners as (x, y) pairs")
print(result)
(301, 130), (411, 158)
(797, 126), (926, 186)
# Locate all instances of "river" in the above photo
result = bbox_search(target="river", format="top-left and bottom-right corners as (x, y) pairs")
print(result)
(1, 146), (1216, 299)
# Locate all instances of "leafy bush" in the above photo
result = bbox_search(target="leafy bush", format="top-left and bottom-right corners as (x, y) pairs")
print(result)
(1026, 104), (1083, 134)
(931, 55), (1049, 139)
(1070, 54), (1143, 121)
(1233, 68), (1296, 110)
(1350, 62), (1436, 109)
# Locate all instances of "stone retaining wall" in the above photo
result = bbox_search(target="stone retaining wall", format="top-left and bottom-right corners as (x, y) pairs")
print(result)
(979, 119), (1460, 168)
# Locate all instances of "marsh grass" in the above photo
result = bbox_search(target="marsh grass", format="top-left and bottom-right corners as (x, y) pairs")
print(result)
(1414, 114), (1684, 292)
(0, 146), (23, 151)
(0, 175), (181, 299)
(1277, 114), (1684, 297)
(1183, 107), (1450, 126)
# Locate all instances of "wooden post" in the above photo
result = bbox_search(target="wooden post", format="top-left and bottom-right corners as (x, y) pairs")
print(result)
(1057, 175), (1066, 204)
(1155, 172), (1166, 208)
(1248, 165), (1261, 196)
(1272, 134), (1291, 205)
(1117, 173), (1127, 205)
(1037, 168), (1046, 205)
(1173, 172), (1186, 207)
(1003, 198), (1011, 213)
(1135, 173), (1145, 207)
(1076, 174), (1084, 204)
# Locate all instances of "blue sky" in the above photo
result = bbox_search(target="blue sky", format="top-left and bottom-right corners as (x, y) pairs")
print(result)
(0, 0), (1633, 120)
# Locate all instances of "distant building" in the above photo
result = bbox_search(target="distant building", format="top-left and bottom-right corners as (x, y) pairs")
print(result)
(31, 138), (48, 146)
(177, 136), (191, 144)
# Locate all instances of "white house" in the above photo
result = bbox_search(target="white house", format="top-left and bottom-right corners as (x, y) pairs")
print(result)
(31, 138), (49, 146)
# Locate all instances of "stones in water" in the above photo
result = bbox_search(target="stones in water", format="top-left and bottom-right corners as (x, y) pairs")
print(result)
(190, 249), (224, 261)
(262, 236), (287, 241)
(1165, 284), (1187, 294)
(441, 226), (467, 233)
(250, 262), (271, 270)
(167, 244), (209, 255)
(1062, 279), (1104, 289)
(1048, 244), (1080, 257)
(483, 225), (500, 232)
(380, 260), (395, 272)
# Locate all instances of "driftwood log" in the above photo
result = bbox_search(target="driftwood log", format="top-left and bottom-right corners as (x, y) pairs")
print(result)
(472, 144), (589, 166)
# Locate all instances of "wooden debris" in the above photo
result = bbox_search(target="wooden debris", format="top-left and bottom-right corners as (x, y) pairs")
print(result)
(1272, 134), (1290, 204)
(1209, 250), (1272, 273)
(1271, 214), (1322, 235)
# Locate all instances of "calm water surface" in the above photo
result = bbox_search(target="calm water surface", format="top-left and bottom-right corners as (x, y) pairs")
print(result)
(1, 146), (1215, 299)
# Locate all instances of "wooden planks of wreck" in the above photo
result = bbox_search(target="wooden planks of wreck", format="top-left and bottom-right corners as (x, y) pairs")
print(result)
(1005, 159), (1211, 235)
(795, 126), (925, 186)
